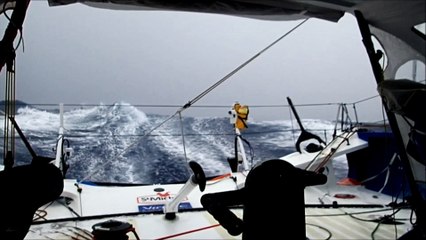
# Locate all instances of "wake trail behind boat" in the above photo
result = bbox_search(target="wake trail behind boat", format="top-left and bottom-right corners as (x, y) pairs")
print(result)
(1, 102), (340, 184)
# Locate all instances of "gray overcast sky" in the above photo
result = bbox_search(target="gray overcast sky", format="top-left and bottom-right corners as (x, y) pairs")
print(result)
(1, 1), (404, 121)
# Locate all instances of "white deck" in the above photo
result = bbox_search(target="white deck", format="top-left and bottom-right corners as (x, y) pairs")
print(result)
(26, 168), (416, 239)
(23, 131), (417, 239)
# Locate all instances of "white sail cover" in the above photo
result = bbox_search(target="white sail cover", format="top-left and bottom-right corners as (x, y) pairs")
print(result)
(41, 1), (424, 57)
(378, 79), (426, 188)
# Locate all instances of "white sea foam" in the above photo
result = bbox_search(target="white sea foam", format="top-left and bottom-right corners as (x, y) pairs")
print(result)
(1, 103), (342, 183)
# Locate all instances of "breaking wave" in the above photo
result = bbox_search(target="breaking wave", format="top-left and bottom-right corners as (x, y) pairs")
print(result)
(1, 102), (339, 184)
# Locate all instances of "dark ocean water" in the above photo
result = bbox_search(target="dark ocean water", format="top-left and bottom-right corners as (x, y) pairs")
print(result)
(1, 102), (343, 184)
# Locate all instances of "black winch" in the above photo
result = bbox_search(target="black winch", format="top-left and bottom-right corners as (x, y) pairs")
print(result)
(201, 159), (327, 240)
(92, 220), (139, 240)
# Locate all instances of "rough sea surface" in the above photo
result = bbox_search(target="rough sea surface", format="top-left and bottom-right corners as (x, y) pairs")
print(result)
(1, 102), (345, 184)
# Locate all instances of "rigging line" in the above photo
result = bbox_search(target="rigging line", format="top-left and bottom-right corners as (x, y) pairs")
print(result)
(314, 131), (356, 172)
(185, 17), (310, 108)
(155, 224), (221, 240)
(306, 207), (403, 218)
(0, 127), (331, 138)
(351, 95), (379, 105)
(3, 62), (15, 166)
(178, 111), (189, 164)
(360, 153), (397, 185)
(75, 110), (181, 184)
(303, 130), (355, 172)
(75, 19), (310, 184)
(305, 223), (332, 240)
(15, 97), (384, 109)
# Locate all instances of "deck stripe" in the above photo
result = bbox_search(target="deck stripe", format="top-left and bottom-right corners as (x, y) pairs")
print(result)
(155, 224), (221, 240)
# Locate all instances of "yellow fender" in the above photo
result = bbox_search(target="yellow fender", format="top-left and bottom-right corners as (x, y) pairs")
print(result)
(233, 103), (249, 130)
